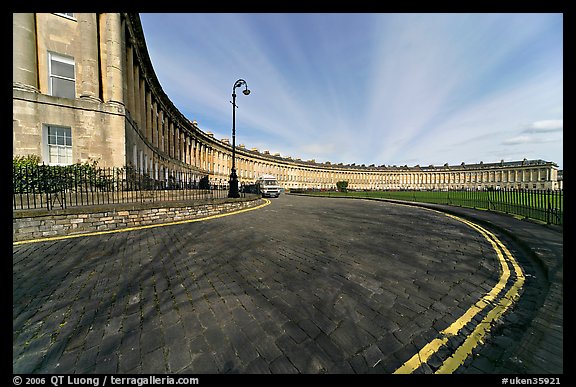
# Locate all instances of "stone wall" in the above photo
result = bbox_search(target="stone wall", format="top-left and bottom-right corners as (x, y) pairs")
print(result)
(13, 197), (264, 242)
(13, 90), (126, 167)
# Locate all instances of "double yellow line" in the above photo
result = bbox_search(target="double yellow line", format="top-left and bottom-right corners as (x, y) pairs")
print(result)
(393, 211), (525, 374)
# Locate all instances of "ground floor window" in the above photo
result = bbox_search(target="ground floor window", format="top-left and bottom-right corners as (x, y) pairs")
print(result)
(45, 125), (72, 165)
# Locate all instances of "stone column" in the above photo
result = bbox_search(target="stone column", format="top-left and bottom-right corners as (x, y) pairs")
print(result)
(146, 90), (152, 142)
(133, 66), (141, 128)
(200, 141), (204, 169)
(173, 127), (178, 160)
(174, 126), (179, 160)
(103, 13), (124, 106)
(184, 135), (188, 164)
(168, 121), (174, 158)
(182, 136), (186, 165)
(77, 13), (100, 101)
(163, 114), (169, 154)
(208, 148), (213, 174)
(13, 13), (38, 92)
(177, 126), (182, 163)
(209, 147), (213, 172)
(152, 102), (158, 147)
(191, 139), (196, 167)
(165, 118), (170, 157)
(181, 132), (185, 162)
(140, 78), (146, 134)
(126, 44), (135, 118)
(186, 137), (191, 165)
(177, 128), (182, 161)
(182, 132), (186, 164)
(158, 110), (164, 152)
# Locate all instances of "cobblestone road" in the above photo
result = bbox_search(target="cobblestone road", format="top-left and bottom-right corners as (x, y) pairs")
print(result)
(13, 194), (546, 374)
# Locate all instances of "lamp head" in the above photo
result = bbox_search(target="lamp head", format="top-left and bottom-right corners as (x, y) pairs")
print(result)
(243, 88), (251, 96)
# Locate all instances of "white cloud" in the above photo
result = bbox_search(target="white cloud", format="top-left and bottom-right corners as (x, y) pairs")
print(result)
(524, 119), (563, 133)
(502, 135), (537, 146)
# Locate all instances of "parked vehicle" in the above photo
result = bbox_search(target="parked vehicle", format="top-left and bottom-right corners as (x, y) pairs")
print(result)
(256, 174), (282, 198)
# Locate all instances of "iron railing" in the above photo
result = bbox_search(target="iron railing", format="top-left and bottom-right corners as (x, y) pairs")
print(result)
(13, 164), (249, 211)
(296, 188), (563, 225)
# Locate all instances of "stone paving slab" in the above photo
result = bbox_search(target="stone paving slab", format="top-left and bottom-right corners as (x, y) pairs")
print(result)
(13, 194), (561, 374)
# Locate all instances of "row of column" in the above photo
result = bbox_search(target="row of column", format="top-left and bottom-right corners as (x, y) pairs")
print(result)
(77, 13), (123, 104)
(208, 160), (554, 190)
(125, 39), (222, 173)
(376, 168), (551, 187)
(204, 153), (554, 188)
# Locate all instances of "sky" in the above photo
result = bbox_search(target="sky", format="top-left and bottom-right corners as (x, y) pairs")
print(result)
(139, 13), (563, 169)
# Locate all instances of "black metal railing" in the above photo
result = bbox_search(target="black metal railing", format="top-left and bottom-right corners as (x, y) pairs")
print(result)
(13, 164), (249, 211)
(296, 188), (563, 225)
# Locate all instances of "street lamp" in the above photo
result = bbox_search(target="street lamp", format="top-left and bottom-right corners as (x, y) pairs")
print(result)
(228, 79), (250, 198)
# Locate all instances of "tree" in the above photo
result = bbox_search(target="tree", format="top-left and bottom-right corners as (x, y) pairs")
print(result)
(336, 181), (348, 192)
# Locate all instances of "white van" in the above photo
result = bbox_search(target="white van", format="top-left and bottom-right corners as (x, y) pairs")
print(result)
(256, 174), (282, 198)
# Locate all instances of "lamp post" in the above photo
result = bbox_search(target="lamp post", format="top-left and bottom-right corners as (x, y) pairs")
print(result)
(228, 79), (250, 198)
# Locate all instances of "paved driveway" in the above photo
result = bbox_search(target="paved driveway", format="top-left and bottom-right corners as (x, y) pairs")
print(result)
(13, 194), (537, 374)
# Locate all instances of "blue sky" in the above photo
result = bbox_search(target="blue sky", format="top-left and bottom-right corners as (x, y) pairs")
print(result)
(139, 13), (563, 169)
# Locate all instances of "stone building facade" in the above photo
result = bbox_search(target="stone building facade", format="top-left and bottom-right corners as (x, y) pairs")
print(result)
(13, 13), (561, 191)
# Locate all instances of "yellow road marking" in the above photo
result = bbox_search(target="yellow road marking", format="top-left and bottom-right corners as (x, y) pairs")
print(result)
(435, 219), (525, 374)
(13, 199), (271, 245)
(300, 196), (525, 373)
(393, 210), (524, 374)
(295, 196), (525, 373)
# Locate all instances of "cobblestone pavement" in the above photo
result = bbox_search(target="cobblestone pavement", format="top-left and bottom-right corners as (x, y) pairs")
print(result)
(13, 194), (557, 374)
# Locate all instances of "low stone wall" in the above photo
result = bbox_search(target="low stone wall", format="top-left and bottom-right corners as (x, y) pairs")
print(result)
(13, 197), (264, 242)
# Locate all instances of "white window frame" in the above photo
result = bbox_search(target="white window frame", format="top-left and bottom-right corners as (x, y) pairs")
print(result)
(43, 124), (73, 166)
(48, 52), (76, 99)
(54, 13), (76, 21)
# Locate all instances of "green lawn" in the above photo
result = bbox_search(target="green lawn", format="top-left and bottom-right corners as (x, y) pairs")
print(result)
(301, 190), (563, 225)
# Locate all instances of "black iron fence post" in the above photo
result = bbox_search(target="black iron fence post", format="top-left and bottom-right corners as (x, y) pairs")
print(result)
(547, 190), (551, 225)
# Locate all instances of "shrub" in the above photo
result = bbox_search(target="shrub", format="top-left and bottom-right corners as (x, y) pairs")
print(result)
(12, 156), (111, 194)
(336, 181), (348, 192)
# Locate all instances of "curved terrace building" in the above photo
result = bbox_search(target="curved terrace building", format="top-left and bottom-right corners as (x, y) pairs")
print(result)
(13, 13), (561, 191)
